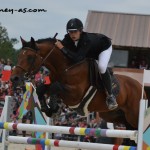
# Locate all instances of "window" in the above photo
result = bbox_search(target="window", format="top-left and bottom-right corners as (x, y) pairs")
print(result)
(109, 50), (128, 67)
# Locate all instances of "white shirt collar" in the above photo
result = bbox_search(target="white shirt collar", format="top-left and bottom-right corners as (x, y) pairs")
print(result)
(74, 41), (79, 47)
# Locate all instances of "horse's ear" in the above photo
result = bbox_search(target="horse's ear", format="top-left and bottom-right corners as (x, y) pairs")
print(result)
(20, 36), (27, 47)
(30, 37), (35, 44)
(30, 37), (37, 49)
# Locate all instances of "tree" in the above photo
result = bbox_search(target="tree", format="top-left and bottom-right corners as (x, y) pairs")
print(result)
(0, 23), (19, 65)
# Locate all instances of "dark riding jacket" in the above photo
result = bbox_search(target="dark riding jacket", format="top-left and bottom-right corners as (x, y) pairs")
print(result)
(61, 32), (112, 63)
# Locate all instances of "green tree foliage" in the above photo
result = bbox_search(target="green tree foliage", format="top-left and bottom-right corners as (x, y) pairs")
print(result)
(0, 23), (19, 65)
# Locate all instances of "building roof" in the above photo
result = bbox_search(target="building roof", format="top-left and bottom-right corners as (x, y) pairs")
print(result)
(84, 10), (150, 50)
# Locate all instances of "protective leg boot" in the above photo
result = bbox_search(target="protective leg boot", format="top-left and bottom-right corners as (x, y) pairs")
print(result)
(36, 83), (49, 112)
(101, 69), (118, 110)
(48, 95), (60, 112)
(46, 95), (60, 117)
(44, 108), (53, 117)
(40, 98), (49, 112)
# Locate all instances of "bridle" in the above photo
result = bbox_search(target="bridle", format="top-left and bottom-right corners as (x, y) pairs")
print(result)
(14, 33), (83, 81)
(16, 45), (56, 79)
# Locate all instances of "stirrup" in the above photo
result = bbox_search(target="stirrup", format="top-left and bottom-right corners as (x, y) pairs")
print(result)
(106, 94), (118, 110)
(106, 94), (115, 100)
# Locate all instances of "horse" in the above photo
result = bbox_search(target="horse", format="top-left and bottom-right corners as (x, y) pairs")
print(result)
(10, 36), (146, 130)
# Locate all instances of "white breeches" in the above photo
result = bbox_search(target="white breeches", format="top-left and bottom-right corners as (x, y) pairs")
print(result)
(98, 45), (112, 74)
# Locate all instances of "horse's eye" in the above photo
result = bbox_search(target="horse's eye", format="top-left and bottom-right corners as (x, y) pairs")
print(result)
(27, 56), (34, 63)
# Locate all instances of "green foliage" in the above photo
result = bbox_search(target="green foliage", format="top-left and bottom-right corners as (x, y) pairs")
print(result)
(0, 22), (19, 65)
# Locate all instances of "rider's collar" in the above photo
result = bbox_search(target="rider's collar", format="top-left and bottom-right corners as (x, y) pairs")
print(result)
(74, 40), (79, 47)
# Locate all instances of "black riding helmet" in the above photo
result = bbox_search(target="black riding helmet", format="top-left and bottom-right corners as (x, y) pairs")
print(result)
(66, 18), (83, 32)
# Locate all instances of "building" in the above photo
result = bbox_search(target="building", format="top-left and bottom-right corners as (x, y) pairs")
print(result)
(85, 10), (150, 69)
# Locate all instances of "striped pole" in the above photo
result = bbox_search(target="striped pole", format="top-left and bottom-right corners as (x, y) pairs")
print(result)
(0, 122), (137, 140)
(8, 136), (137, 150)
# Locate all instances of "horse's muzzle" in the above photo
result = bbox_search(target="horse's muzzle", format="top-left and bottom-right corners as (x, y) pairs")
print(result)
(10, 75), (20, 83)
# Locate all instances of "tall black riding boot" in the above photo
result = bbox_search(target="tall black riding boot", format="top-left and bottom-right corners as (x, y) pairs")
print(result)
(101, 69), (118, 110)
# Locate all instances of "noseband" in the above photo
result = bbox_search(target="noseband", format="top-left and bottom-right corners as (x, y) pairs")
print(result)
(16, 45), (56, 79)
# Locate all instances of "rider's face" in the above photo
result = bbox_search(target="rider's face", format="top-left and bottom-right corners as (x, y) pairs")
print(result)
(68, 30), (81, 41)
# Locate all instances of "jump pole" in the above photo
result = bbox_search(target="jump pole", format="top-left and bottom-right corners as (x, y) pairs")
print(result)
(0, 122), (137, 141)
(7, 136), (137, 150)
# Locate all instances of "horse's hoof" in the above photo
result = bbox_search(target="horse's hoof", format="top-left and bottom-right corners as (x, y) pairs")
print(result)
(41, 107), (48, 112)
(45, 110), (53, 117)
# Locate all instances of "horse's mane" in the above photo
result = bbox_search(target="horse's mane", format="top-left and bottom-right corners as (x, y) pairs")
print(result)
(22, 37), (61, 50)
(36, 37), (56, 44)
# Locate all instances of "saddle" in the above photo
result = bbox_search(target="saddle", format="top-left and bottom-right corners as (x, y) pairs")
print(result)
(73, 59), (120, 115)
(89, 59), (120, 97)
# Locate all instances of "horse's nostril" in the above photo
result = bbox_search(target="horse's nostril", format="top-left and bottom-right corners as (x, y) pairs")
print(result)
(11, 76), (19, 82)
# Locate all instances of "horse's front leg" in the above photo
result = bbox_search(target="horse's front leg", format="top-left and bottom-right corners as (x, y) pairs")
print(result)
(46, 81), (66, 117)
(36, 81), (64, 117)
(36, 83), (50, 112)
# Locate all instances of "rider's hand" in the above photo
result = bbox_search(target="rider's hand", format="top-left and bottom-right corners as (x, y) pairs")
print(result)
(55, 40), (64, 49)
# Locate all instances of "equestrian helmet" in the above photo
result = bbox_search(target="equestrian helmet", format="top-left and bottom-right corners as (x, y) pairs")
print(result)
(66, 18), (83, 32)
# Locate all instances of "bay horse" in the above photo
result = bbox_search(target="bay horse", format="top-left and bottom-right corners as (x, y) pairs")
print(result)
(11, 36), (146, 130)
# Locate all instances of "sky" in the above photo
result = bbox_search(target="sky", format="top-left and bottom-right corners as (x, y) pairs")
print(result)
(1, 0), (150, 49)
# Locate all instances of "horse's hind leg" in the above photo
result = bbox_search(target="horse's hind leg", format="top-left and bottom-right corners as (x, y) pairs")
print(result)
(124, 120), (137, 130)
(124, 108), (139, 129)
(98, 109), (127, 124)
(99, 110), (137, 146)
(122, 121), (137, 146)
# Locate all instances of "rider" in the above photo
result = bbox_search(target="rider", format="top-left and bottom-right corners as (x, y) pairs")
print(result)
(55, 18), (118, 110)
